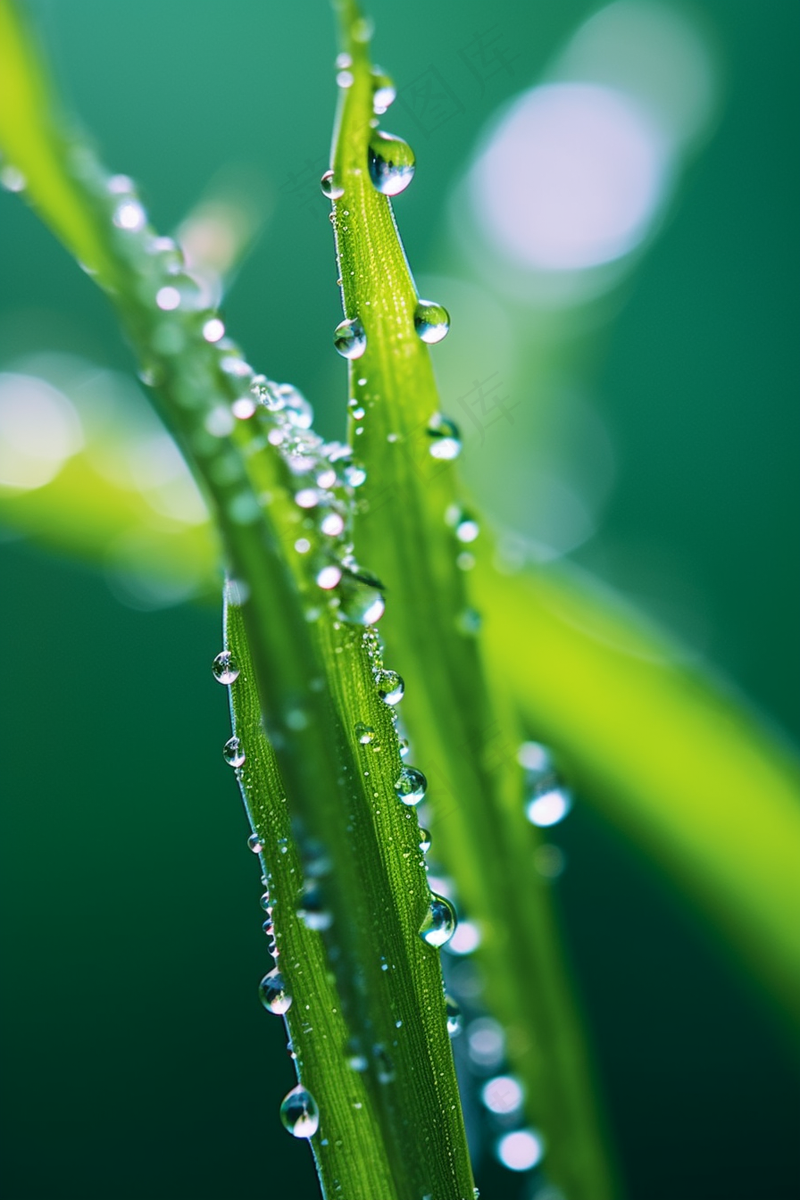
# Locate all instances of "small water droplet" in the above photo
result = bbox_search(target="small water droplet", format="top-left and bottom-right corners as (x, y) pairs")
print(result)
(427, 414), (462, 460)
(259, 891), (271, 911)
(455, 513), (480, 543)
(280, 1085), (319, 1138)
(223, 736), (246, 767)
(296, 488), (319, 509)
(202, 317), (226, 343)
(371, 68), (397, 114)
(482, 1074), (524, 1116)
(320, 511), (345, 536)
(0, 164), (27, 192)
(113, 198), (146, 231)
(445, 995), (462, 1037)
(414, 300), (450, 344)
(496, 1128), (545, 1172)
(320, 169), (345, 200)
(334, 317), (367, 360)
(518, 741), (553, 774)
(377, 671), (404, 705)
(156, 285), (181, 311)
(247, 832), (264, 854)
(276, 383), (314, 429)
(212, 650), (240, 685)
(355, 722), (376, 745)
(419, 828), (432, 853)
(317, 564), (343, 590)
(259, 968), (293, 1015)
(368, 131), (415, 196)
(395, 766), (427, 807)
(419, 892), (457, 948)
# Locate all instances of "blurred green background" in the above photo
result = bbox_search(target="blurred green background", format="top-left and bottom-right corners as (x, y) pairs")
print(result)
(1, 1), (797, 1197)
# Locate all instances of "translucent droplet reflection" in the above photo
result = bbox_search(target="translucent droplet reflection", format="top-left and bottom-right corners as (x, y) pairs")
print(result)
(258, 969), (292, 1015)
(368, 131), (416, 196)
(212, 650), (240, 684)
(419, 892), (457, 948)
(333, 317), (367, 360)
(280, 1085), (320, 1138)
(414, 300), (450, 344)
(223, 736), (246, 768)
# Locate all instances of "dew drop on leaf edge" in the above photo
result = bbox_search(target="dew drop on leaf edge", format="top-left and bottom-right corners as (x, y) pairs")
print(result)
(377, 670), (404, 705)
(333, 317), (367, 360)
(280, 1085), (319, 1138)
(419, 892), (457, 948)
(320, 169), (344, 200)
(414, 299), (450, 344)
(212, 650), (240, 685)
(259, 968), (292, 1015)
(223, 736), (246, 768)
(367, 130), (416, 197)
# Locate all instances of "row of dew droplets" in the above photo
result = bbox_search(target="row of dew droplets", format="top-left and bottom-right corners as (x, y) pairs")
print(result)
(211, 638), (322, 1142)
(325, 59), (459, 459)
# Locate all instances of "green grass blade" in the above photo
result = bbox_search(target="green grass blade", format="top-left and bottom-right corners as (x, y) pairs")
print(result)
(475, 558), (800, 1026)
(329, 6), (616, 1198)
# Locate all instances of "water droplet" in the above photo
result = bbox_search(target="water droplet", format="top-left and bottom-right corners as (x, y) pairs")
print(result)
(419, 892), (457, 948)
(355, 723), (376, 745)
(414, 300), (450, 345)
(518, 741), (553, 774)
(368, 131), (416, 196)
(344, 463), (367, 487)
(276, 383), (314, 429)
(297, 884), (333, 931)
(280, 1085), (319, 1138)
(525, 786), (572, 828)
(374, 1044), (395, 1083)
(482, 1075), (524, 1116)
(395, 766), (427, 807)
(418, 828), (432, 853)
(212, 650), (240, 685)
(259, 968), (293, 1015)
(455, 514), (480, 543)
(371, 68), (397, 114)
(295, 538), (311, 554)
(338, 571), (385, 626)
(445, 995), (462, 1037)
(427, 414), (462, 460)
(113, 198), (146, 231)
(247, 832), (264, 854)
(296, 488), (319, 509)
(334, 317), (367, 360)
(223, 736), (246, 767)
(259, 891), (271, 910)
(320, 169), (345, 200)
(319, 512), (344, 538)
(377, 671), (404, 705)
(202, 317), (225, 343)
(316, 564), (343, 590)
(232, 396), (257, 419)
(156, 285), (181, 311)
(496, 1128), (545, 1172)
(533, 843), (566, 879)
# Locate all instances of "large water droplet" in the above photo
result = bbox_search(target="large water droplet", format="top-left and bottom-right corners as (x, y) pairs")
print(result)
(338, 571), (386, 626)
(371, 68), (397, 115)
(320, 169), (345, 200)
(259, 969), (293, 1015)
(355, 722), (376, 745)
(414, 300), (450, 345)
(212, 650), (240, 685)
(395, 766), (427, 806)
(376, 671), (404, 705)
(427, 414), (462, 460)
(247, 832), (264, 854)
(280, 1085), (320, 1138)
(445, 995), (462, 1037)
(223, 736), (246, 767)
(368, 131), (416, 196)
(419, 892), (457, 948)
(334, 317), (367, 360)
